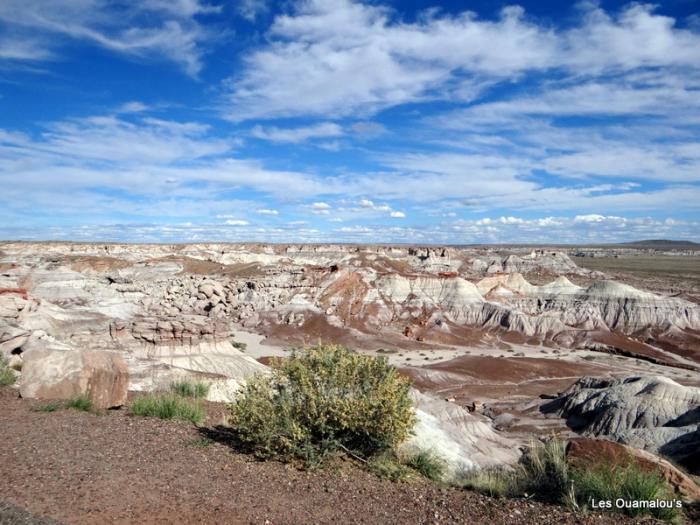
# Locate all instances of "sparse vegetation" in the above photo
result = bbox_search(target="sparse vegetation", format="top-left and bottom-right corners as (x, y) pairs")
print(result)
(170, 379), (210, 399)
(0, 355), (17, 386)
(460, 440), (681, 522)
(368, 452), (411, 482)
(227, 344), (415, 467)
(187, 437), (212, 448)
(572, 462), (680, 522)
(231, 341), (248, 351)
(64, 395), (93, 412)
(130, 393), (204, 425)
(460, 467), (519, 498)
(404, 450), (446, 481)
(34, 402), (60, 412)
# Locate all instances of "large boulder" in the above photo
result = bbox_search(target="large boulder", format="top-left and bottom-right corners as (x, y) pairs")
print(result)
(20, 344), (128, 409)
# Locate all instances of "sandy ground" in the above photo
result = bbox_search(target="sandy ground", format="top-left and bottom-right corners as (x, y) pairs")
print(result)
(235, 329), (699, 387)
(0, 386), (647, 525)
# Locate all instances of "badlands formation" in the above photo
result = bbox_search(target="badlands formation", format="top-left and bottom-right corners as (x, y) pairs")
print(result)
(1, 242), (699, 481)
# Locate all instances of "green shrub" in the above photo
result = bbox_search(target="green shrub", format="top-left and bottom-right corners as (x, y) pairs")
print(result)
(227, 344), (415, 466)
(0, 355), (17, 387)
(65, 395), (93, 412)
(130, 393), (204, 425)
(572, 462), (680, 522)
(404, 450), (446, 481)
(170, 380), (210, 399)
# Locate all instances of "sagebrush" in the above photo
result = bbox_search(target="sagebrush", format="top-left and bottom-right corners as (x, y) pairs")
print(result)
(227, 344), (415, 466)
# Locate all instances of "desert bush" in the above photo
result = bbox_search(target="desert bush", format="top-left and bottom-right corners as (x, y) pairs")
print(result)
(64, 395), (93, 412)
(404, 450), (446, 481)
(572, 462), (680, 522)
(170, 379), (210, 399)
(227, 344), (415, 466)
(0, 355), (17, 386)
(130, 393), (204, 425)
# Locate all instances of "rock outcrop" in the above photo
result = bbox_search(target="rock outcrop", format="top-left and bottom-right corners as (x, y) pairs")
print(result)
(401, 390), (522, 477)
(20, 343), (128, 409)
(547, 376), (700, 473)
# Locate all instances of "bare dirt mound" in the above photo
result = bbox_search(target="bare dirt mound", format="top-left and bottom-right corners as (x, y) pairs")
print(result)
(0, 387), (633, 525)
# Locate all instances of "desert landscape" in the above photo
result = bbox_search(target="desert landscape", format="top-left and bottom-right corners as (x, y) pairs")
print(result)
(3, 0), (700, 523)
(1, 241), (698, 523)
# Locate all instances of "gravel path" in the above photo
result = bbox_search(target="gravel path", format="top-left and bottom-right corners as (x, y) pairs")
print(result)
(0, 387), (645, 525)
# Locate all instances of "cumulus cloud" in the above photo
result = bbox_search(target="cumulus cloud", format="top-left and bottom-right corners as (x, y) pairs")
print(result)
(256, 208), (279, 215)
(225, 219), (249, 226)
(222, 1), (700, 120)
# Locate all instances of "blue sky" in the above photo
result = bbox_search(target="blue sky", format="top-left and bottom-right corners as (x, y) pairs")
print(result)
(1, 0), (699, 244)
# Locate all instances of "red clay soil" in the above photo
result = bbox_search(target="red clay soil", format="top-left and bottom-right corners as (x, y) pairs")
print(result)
(0, 387), (641, 525)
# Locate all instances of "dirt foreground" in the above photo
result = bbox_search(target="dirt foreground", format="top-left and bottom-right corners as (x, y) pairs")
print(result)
(0, 387), (644, 525)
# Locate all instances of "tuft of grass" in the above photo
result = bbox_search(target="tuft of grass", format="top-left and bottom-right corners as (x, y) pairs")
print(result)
(0, 356), (17, 386)
(459, 468), (520, 498)
(130, 393), (204, 425)
(404, 450), (446, 481)
(460, 440), (572, 504)
(460, 441), (681, 523)
(170, 380), (210, 399)
(64, 395), (93, 412)
(34, 402), (61, 413)
(572, 463), (681, 522)
(187, 437), (212, 448)
(368, 452), (411, 482)
(518, 439), (572, 504)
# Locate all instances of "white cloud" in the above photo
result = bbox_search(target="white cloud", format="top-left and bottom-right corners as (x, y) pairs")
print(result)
(0, 0), (216, 75)
(223, 1), (700, 120)
(225, 219), (249, 226)
(310, 202), (330, 209)
(390, 211), (405, 218)
(238, 0), (268, 22)
(250, 122), (343, 143)
(256, 208), (279, 215)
